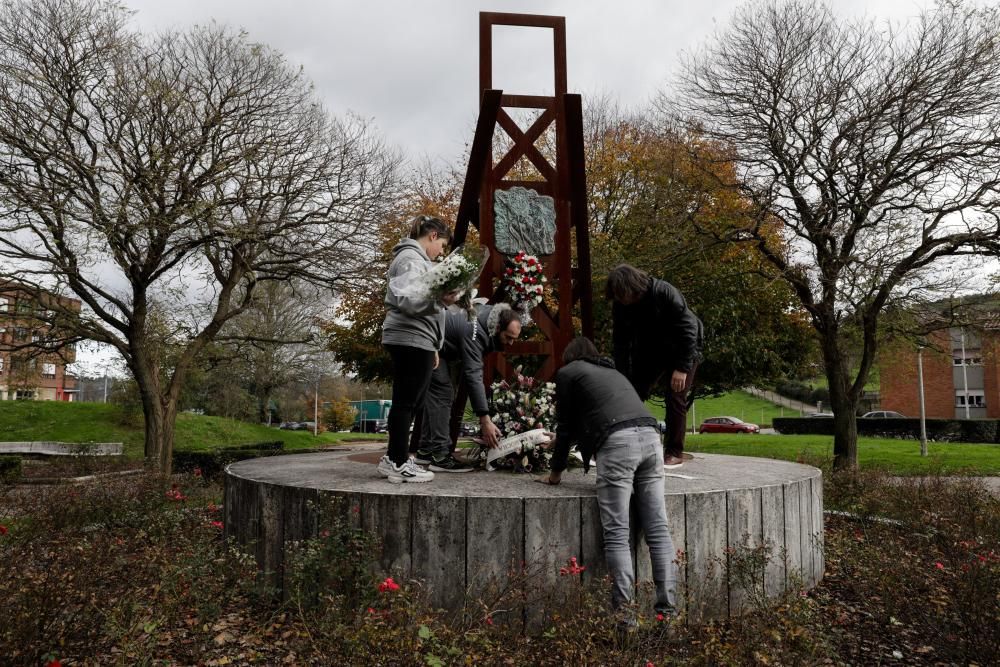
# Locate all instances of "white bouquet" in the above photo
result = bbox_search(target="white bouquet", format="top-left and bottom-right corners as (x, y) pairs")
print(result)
(483, 370), (558, 472)
(389, 245), (489, 319)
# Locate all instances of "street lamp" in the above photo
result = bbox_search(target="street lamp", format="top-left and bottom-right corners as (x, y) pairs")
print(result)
(102, 362), (111, 403)
(314, 367), (320, 437)
(917, 346), (927, 457)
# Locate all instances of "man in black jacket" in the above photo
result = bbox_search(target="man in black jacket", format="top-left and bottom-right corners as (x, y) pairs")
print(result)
(607, 264), (703, 468)
(415, 304), (521, 472)
(541, 336), (678, 621)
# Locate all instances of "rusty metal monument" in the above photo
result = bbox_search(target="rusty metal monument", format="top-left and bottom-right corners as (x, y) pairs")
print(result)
(453, 12), (594, 384)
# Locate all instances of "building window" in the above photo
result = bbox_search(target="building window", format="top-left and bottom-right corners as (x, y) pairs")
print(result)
(14, 390), (35, 401)
(956, 390), (986, 408)
(41, 363), (56, 379)
(0, 357), (4, 375)
(0, 297), (7, 312)
(12, 327), (27, 341)
(9, 358), (35, 374)
(953, 352), (983, 366)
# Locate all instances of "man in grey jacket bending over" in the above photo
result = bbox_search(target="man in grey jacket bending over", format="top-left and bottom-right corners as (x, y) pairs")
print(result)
(416, 303), (522, 472)
(541, 336), (678, 622)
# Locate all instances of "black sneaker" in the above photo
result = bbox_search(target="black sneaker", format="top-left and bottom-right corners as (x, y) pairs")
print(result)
(414, 449), (433, 465)
(429, 453), (474, 473)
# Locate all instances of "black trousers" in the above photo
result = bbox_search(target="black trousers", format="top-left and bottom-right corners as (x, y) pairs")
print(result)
(631, 361), (698, 459)
(385, 344), (436, 466)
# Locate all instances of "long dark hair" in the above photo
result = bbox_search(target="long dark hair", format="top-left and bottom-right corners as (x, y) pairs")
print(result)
(409, 215), (452, 242)
(605, 264), (651, 302)
(563, 336), (599, 364)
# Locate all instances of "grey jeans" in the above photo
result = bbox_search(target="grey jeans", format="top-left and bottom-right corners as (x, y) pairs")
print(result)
(596, 426), (678, 613)
(419, 361), (459, 458)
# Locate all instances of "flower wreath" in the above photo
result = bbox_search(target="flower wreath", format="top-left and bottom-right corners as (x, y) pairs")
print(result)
(503, 251), (547, 313)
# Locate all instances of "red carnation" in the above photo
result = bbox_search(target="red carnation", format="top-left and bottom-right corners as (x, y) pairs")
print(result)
(378, 577), (401, 592)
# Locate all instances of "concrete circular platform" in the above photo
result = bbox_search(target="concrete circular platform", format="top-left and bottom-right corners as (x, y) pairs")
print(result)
(224, 446), (823, 621)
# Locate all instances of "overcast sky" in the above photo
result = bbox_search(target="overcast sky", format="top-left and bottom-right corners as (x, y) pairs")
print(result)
(75, 0), (943, 372)
(123, 0), (937, 167)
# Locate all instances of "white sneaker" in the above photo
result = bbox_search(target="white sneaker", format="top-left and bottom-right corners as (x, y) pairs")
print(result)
(387, 459), (435, 484)
(376, 455), (395, 478)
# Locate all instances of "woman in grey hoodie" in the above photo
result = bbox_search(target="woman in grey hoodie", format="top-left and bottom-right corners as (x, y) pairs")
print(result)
(377, 215), (459, 483)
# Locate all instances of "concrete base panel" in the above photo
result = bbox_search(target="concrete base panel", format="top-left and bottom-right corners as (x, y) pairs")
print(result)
(224, 448), (824, 623)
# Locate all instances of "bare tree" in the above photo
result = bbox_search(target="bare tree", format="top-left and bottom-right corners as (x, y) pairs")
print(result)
(670, 0), (1000, 469)
(212, 280), (330, 424)
(0, 0), (400, 472)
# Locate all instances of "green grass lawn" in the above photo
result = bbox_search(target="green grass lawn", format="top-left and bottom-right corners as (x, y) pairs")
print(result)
(686, 433), (1000, 475)
(0, 401), (381, 458)
(5, 399), (1000, 476)
(645, 389), (794, 428)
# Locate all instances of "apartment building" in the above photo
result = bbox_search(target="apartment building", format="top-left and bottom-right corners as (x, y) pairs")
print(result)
(880, 318), (1000, 419)
(0, 284), (80, 401)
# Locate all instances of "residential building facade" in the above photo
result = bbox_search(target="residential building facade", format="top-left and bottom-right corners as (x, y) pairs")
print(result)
(881, 321), (1000, 419)
(0, 285), (80, 401)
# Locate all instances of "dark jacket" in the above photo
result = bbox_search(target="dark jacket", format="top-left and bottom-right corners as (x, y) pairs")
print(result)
(440, 305), (501, 416)
(612, 277), (703, 381)
(550, 357), (657, 473)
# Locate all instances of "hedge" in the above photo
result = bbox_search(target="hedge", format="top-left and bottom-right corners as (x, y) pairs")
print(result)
(774, 380), (830, 408)
(173, 441), (287, 478)
(0, 454), (22, 483)
(773, 417), (1000, 443)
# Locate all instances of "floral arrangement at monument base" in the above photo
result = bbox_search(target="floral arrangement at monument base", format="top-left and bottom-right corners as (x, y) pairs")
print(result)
(503, 251), (546, 318)
(479, 370), (556, 472)
(389, 244), (488, 319)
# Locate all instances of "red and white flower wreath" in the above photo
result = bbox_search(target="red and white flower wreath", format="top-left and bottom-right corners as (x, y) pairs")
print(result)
(503, 251), (547, 311)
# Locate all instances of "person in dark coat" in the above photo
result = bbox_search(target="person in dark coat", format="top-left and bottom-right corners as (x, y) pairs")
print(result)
(540, 336), (678, 621)
(415, 304), (522, 472)
(607, 264), (703, 468)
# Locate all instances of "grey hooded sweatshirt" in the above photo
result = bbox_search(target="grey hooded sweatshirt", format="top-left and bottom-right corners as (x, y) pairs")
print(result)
(381, 238), (445, 351)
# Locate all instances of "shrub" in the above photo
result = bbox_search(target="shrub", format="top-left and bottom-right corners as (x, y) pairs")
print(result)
(822, 471), (1000, 664)
(323, 396), (357, 432)
(773, 416), (1000, 442)
(0, 474), (257, 664)
(774, 380), (815, 404)
(173, 443), (285, 478)
(0, 455), (21, 483)
(223, 441), (284, 452)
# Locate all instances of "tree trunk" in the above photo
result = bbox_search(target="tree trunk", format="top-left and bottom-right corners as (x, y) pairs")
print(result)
(132, 346), (183, 476)
(820, 331), (860, 471)
(258, 387), (274, 425)
(829, 385), (859, 471)
(143, 398), (179, 475)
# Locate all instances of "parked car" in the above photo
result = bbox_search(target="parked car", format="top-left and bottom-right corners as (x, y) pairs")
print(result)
(278, 421), (300, 430)
(698, 416), (760, 434)
(352, 418), (388, 433)
(459, 422), (480, 437)
(807, 412), (834, 418)
(861, 410), (906, 419)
